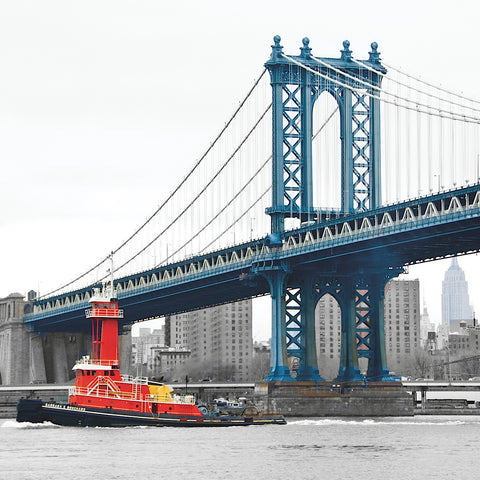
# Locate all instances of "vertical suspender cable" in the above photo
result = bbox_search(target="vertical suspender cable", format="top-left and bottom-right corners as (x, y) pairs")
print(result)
(439, 99), (443, 192)
(384, 82), (391, 203)
(427, 105), (432, 192)
(462, 113), (467, 185)
(417, 102), (421, 196)
(405, 80), (411, 199)
(396, 78), (401, 201)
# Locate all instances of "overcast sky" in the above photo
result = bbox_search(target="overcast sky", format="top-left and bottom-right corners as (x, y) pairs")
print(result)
(1, 1), (479, 339)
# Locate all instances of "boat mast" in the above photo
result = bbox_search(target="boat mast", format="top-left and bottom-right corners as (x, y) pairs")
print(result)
(86, 253), (123, 365)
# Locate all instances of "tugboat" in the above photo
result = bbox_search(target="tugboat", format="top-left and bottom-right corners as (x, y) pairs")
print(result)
(17, 279), (286, 427)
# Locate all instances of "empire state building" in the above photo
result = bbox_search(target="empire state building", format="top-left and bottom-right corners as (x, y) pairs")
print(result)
(441, 257), (473, 326)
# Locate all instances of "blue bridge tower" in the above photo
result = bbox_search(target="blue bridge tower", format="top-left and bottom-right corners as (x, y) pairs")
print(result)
(261, 36), (400, 383)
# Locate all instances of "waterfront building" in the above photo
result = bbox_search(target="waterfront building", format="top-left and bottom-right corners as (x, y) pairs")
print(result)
(315, 294), (342, 380)
(384, 279), (420, 374)
(441, 258), (473, 327)
(132, 327), (165, 365)
(446, 321), (480, 379)
(250, 340), (271, 379)
(148, 346), (191, 381)
(166, 299), (253, 382)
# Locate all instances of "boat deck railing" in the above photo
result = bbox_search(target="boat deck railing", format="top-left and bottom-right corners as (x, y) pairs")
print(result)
(75, 356), (119, 367)
(69, 385), (148, 402)
(121, 375), (149, 384)
(69, 386), (196, 405)
(171, 394), (196, 405)
(85, 308), (124, 318)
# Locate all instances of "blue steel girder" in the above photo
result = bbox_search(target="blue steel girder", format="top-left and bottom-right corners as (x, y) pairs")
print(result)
(285, 277), (324, 381)
(311, 274), (362, 382)
(355, 282), (373, 359)
(265, 36), (385, 234)
(309, 268), (401, 381)
(282, 84), (303, 210)
(351, 91), (372, 212)
(285, 288), (304, 361)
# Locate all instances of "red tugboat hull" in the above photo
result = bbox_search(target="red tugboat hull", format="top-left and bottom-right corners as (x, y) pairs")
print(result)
(17, 399), (286, 427)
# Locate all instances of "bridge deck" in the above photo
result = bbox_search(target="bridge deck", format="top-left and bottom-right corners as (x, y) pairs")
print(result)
(25, 184), (480, 333)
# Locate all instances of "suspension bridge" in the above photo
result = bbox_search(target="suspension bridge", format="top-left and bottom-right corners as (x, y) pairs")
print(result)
(23, 36), (480, 383)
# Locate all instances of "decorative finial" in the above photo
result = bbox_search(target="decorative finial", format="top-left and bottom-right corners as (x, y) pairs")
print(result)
(341, 40), (352, 61)
(369, 41), (381, 63)
(300, 37), (312, 58)
(270, 35), (283, 61)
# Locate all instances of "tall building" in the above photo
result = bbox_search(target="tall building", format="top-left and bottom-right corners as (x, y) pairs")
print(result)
(132, 327), (165, 366)
(441, 258), (473, 327)
(131, 327), (166, 378)
(314, 279), (420, 379)
(166, 299), (253, 382)
(384, 279), (420, 374)
(315, 294), (341, 380)
(446, 320), (480, 379)
(149, 346), (191, 381)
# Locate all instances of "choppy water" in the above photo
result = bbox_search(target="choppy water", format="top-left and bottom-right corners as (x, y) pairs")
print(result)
(1, 416), (480, 480)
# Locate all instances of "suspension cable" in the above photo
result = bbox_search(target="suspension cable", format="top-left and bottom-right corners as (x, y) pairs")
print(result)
(40, 70), (268, 298)
(350, 58), (480, 114)
(95, 103), (272, 283)
(383, 62), (480, 106)
(200, 187), (272, 253)
(315, 55), (480, 116)
(283, 54), (480, 124)
(159, 157), (271, 266)
(160, 103), (338, 264)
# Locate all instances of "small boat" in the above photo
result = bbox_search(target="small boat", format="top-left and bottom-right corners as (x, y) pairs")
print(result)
(17, 279), (285, 427)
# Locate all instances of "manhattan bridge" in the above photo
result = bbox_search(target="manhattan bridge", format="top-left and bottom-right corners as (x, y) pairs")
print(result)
(24, 36), (480, 384)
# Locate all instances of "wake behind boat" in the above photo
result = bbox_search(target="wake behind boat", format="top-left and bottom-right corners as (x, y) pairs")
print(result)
(17, 280), (285, 427)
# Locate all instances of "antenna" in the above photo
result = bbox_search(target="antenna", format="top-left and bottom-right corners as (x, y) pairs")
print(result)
(108, 251), (115, 299)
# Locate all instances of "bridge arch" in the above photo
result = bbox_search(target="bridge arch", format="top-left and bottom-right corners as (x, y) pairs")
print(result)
(312, 90), (341, 212)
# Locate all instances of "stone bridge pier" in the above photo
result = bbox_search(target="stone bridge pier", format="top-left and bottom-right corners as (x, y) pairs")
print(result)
(0, 293), (31, 384)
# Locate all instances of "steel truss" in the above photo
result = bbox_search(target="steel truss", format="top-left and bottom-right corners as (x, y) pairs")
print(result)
(263, 36), (393, 382)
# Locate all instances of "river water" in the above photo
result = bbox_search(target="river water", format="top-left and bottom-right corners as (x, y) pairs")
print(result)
(1, 416), (479, 480)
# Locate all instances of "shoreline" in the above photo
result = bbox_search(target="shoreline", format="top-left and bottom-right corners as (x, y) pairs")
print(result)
(2, 384), (480, 418)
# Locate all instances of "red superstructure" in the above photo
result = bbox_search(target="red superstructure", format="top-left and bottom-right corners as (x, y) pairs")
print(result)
(68, 284), (201, 417)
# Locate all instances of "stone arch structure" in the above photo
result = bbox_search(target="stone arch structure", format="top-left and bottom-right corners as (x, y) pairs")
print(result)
(0, 293), (30, 384)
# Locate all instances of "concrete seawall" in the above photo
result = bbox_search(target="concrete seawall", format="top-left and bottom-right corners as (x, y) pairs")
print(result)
(253, 381), (415, 417)
(0, 386), (69, 418)
(3, 382), (479, 418)
(1, 382), (415, 418)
